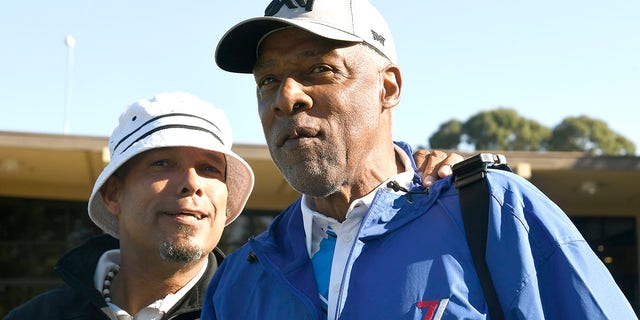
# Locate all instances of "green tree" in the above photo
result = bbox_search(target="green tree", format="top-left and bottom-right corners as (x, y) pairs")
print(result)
(427, 109), (635, 155)
(428, 119), (463, 149)
(548, 116), (636, 155)
(460, 108), (551, 151)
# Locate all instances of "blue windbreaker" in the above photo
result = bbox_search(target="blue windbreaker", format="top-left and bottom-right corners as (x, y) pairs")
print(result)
(202, 142), (636, 319)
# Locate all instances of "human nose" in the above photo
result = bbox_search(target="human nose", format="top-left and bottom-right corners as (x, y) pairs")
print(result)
(270, 77), (312, 115)
(178, 168), (203, 197)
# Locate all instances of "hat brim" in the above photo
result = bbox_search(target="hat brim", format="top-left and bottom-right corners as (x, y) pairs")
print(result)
(222, 151), (254, 225)
(215, 16), (362, 74)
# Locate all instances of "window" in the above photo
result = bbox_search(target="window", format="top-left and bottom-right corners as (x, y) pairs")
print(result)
(572, 217), (638, 313)
(0, 197), (101, 316)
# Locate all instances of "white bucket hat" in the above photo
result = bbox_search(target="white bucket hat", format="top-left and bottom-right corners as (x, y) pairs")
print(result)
(88, 92), (255, 238)
(215, 0), (396, 73)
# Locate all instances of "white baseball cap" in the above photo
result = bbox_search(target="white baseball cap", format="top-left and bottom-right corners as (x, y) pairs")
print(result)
(215, 0), (397, 73)
(88, 92), (255, 238)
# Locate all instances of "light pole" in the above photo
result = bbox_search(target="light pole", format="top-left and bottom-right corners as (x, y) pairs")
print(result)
(64, 35), (76, 134)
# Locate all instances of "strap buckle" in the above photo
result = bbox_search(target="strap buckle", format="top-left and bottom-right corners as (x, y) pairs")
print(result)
(452, 153), (508, 189)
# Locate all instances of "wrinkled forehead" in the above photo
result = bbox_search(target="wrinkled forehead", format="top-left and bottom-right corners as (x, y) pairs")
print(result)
(255, 27), (359, 67)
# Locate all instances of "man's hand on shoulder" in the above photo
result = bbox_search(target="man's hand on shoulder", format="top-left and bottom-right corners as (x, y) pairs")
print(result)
(413, 149), (464, 187)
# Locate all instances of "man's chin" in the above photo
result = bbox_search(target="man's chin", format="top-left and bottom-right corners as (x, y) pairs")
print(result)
(159, 239), (204, 263)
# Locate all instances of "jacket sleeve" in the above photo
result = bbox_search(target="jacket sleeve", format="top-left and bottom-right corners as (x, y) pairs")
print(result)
(535, 239), (636, 318)
(484, 170), (636, 319)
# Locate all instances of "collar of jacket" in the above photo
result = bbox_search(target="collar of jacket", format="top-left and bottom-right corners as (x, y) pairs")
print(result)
(54, 233), (224, 318)
(249, 198), (324, 316)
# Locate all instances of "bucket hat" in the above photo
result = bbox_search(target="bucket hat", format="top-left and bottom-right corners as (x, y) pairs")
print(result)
(88, 92), (254, 238)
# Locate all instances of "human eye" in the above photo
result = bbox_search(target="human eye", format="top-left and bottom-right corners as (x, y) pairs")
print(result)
(200, 154), (225, 175)
(257, 74), (278, 88)
(310, 64), (332, 74)
(151, 159), (171, 167)
(204, 164), (222, 173)
(201, 163), (225, 179)
(307, 64), (343, 84)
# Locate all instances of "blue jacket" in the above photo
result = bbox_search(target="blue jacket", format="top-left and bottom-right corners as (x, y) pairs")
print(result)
(202, 143), (635, 319)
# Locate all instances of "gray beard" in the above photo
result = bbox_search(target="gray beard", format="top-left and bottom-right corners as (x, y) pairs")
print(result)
(158, 225), (204, 263)
(271, 145), (342, 197)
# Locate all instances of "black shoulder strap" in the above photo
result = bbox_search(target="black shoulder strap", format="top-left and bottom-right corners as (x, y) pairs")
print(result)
(452, 153), (511, 320)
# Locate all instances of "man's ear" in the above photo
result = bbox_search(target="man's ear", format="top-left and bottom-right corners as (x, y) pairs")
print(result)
(380, 64), (402, 110)
(100, 176), (122, 216)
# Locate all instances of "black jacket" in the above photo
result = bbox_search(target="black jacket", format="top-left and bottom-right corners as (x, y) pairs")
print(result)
(4, 234), (224, 320)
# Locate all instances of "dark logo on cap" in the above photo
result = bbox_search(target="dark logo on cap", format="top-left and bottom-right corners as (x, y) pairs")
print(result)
(371, 30), (386, 46)
(265, 0), (315, 16)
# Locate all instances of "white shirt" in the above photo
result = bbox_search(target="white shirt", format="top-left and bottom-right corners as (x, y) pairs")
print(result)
(301, 144), (415, 319)
(94, 249), (208, 320)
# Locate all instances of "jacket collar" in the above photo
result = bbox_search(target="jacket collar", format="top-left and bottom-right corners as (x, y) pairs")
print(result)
(54, 233), (224, 317)
(249, 199), (324, 315)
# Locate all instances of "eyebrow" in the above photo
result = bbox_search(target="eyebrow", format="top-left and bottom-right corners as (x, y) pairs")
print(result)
(254, 47), (338, 72)
(204, 152), (226, 165)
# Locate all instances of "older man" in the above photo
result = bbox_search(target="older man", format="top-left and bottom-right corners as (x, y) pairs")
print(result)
(5, 92), (254, 319)
(202, 0), (635, 319)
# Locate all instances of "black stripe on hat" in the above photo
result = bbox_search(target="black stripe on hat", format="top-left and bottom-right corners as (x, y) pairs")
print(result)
(119, 124), (224, 155)
(113, 113), (222, 154)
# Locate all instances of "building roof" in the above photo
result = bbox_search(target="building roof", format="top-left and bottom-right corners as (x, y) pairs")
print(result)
(1, 131), (638, 216)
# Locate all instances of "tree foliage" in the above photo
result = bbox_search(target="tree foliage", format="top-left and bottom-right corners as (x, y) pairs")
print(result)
(548, 116), (636, 155)
(428, 119), (463, 149)
(428, 108), (636, 155)
(460, 108), (551, 151)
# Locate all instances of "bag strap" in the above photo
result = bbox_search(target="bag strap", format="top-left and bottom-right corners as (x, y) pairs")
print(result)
(452, 153), (511, 320)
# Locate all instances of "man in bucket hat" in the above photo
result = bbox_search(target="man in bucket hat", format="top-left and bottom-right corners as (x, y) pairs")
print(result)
(202, 0), (635, 319)
(5, 92), (254, 320)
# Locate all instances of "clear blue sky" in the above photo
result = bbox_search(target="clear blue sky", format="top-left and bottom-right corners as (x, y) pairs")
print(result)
(1, 1), (639, 155)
